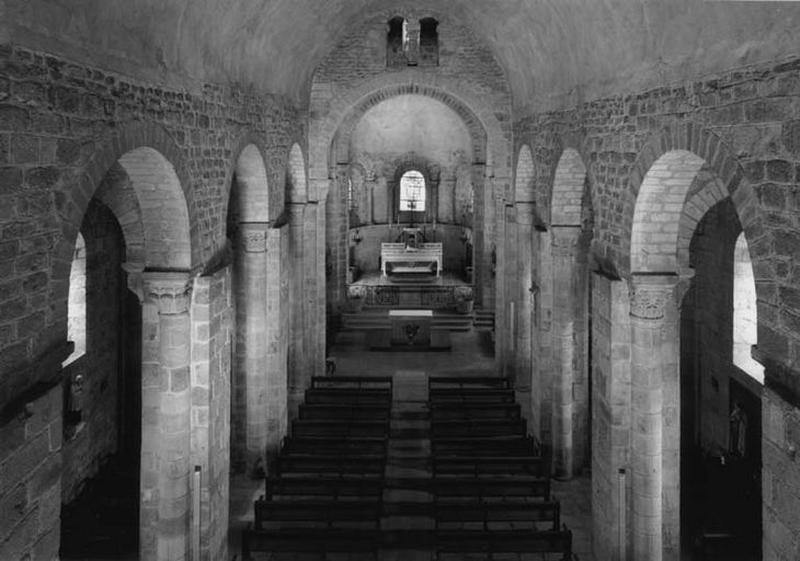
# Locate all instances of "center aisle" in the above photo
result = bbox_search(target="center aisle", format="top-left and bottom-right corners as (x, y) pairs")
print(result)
(381, 370), (433, 560)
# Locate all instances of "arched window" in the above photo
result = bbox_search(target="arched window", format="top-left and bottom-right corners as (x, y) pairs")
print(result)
(387, 17), (406, 67)
(65, 233), (86, 365)
(419, 18), (439, 66)
(400, 170), (426, 212)
(733, 232), (763, 383)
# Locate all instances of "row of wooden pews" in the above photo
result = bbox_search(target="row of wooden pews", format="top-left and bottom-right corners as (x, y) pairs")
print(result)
(428, 376), (574, 561)
(242, 376), (393, 560)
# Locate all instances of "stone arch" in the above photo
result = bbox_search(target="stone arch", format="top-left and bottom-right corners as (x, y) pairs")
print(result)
(54, 123), (196, 298)
(631, 150), (706, 273)
(225, 133), (276, 223)
(514, 145), (535, 204)
(551, 148), (588, 227)
(329, 84), (488, 170)
(626, 124), (764, 277)
(676, 173), (729, 271)
(94, 162), (147, 267)
(287, 143), (308, 203)
(311, 73), (509, 180)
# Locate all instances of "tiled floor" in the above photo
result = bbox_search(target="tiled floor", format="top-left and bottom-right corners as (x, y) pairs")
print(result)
(230, 329), (595, 561)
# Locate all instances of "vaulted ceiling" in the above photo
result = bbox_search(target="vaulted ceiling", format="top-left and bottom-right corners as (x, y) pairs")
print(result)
(7, 0), (800, 113)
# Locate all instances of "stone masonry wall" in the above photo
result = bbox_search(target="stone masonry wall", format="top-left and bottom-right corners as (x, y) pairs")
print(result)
(0, 42), (302, 412)
(0, 381), (63, 560)
(515, 55), (800, 559)
(61, 199), (124, 503)
(0, 43), (302, 561)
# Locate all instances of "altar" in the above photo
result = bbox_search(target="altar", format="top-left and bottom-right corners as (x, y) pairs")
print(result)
(366, 308), (451, 351)
(389, 309), (432, 347)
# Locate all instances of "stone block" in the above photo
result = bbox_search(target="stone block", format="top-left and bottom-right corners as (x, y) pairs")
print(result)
(170, 367), (190, 392)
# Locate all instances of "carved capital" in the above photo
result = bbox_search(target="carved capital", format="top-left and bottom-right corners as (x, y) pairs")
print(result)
(142, 271), (192, 315)
(629, 274), (678, 320)
(238, 222), (269, 253)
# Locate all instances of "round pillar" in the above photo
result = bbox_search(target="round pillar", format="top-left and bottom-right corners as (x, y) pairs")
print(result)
(236, 223), (269, 476)
(629, 274), (677, 561)
(551, 225), (582, 480)
(140, 271), (192, 561)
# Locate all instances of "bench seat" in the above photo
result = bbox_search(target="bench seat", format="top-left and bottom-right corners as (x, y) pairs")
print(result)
(277, 453), (386, 476)
(299, 403), (391, 421)
(265, 476), (384, 501)
(434, 528), (573, 561)
(435, 500), (560, 531)
(431, 476), (551, 501)
(432, 455), (546, 477)
(292, 419), (390, 438)
(281, 436), (388, 456)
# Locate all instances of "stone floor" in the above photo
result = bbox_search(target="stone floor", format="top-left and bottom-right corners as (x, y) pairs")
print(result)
(229, 329), (595, 561)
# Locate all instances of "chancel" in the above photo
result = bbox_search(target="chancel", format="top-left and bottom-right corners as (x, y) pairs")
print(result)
(1, 2), (800, 561)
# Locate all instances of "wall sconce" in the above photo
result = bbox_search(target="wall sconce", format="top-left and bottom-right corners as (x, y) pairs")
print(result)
(352, 229), (363, 244)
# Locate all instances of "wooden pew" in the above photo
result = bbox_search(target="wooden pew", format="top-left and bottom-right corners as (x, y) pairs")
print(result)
(281, 436), (388, 456)
(292, 419), (390, 438)
(430, 402), (521, 421)
(430, 418), (526, 438)
(253, 498), (382, 530)
(242, 527), (381, 560)
(434, 528), (573, 561)
(277, 453), (385, 477)
(305, 388), (392, 406)
(429, 376), (512, 389)
(431, 476), (551, 502)
(429, 388), (516, 404)
(264, 476), (384, 501)
(299, 403), (390, 421)
(435, 500), (561, 531)
(432, 435), (537, 456)
(432, 455), (546, 477)
(311, 375), (393, 390)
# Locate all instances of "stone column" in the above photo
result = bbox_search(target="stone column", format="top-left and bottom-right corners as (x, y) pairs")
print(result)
(315, 197), (327, 375)
(472, 163), (488, 308)
(140, 271), (192, 561)
(287, 203), (306, 420)
(629, 274), (677, 561)
(516, 203), (535, 434)
(405, 18), (420, 64)
(327, 167), (348, 312)
(237, 223), (269, 476)
(551, 225), (582, 479)
(265, 226), (287, 465)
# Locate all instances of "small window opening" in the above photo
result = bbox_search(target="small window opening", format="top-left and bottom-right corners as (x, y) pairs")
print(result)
(400, 170), (426, 212)
(387, 17), (406, 67)
(733, 232), (763, 383)
(419, 18), (439, 66)
(65, 233), (86, 365)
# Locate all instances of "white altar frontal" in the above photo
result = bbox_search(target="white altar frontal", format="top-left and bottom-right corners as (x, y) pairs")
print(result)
(380, 242), (443, 278)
